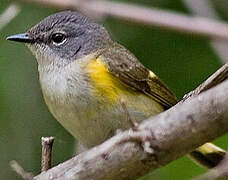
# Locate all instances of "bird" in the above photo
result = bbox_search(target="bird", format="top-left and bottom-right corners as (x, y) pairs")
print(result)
(7, 11), (225, 168)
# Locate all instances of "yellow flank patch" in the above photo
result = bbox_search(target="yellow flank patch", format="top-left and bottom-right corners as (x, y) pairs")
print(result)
(85, 58), (134, 102)
(84, 58), (164, 116)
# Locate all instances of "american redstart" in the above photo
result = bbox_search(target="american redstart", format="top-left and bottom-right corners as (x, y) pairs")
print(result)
(7, 11), (225, 168)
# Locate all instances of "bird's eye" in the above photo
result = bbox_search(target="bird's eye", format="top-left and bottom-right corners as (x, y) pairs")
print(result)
(51, 33), (66, 45)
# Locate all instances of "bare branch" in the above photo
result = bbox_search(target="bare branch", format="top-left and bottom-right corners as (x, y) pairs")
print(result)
(183, 0), (228, 63)
(41, 137), (54, 172)
(120, 98), (138, 129)
(33, 70), (228, 179)
(18, 0), (228, 41)
(10, 160), (34, 180)
(0, 3), (20, 31)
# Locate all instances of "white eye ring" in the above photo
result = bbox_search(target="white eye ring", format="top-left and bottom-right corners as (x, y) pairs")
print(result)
(51, 33), (66, 46)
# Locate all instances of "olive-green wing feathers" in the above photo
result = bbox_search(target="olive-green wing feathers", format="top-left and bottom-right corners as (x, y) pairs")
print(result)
(100, 43), (177, 109)
(99, 43), (226, 168)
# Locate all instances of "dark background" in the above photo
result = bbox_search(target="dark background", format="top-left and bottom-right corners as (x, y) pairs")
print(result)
(0, 0), (228, 179)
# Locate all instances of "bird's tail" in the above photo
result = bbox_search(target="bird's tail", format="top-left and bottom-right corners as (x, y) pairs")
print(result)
(189, 143), (226, 168)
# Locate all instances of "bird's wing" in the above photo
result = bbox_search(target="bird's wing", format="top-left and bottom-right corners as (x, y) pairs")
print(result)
(99, 43), (177, 109)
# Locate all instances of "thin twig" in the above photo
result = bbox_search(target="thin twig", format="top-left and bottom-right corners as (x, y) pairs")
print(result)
(0, 3), (21, 31)
(19, 0), (228, 41)
(10, 160), (34, 180)
(41, 137), (55, 172)
(120, 98), (138, 130)
(182, 63), (228, 101)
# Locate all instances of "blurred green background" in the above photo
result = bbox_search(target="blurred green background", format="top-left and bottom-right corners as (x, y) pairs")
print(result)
(0, 0), (228, 179)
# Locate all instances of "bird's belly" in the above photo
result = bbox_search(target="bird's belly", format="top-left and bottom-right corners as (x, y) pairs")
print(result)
(39, 62), (164, 148)
(43, 88), (164, 148)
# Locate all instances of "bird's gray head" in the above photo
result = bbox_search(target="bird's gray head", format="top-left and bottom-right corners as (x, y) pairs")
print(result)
(7, 11), (112, 67)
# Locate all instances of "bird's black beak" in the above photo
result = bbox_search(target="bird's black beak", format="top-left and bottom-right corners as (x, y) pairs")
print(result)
(7, 33), (34, 43)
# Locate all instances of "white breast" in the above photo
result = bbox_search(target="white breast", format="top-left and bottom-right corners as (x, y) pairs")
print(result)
(38, 59), (163, 148)
(38, 60), (119, 147)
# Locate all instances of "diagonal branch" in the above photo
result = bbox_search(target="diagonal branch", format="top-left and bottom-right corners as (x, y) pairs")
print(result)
(10, 160), (34, 180)
(18, 0), (228, 41)
(33, 66), (228, 180)
(0, 3), (21, 31)
(183, 0), (228, 63)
